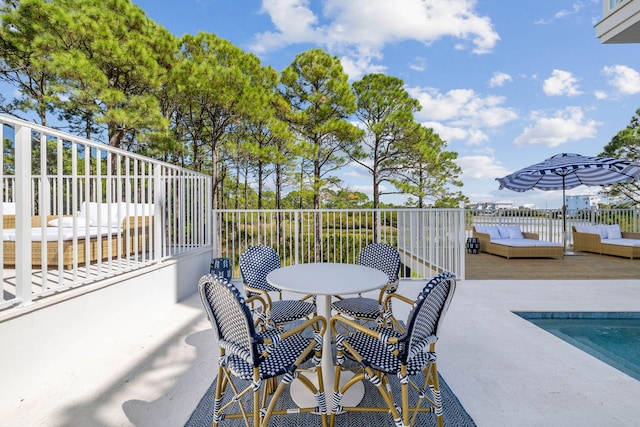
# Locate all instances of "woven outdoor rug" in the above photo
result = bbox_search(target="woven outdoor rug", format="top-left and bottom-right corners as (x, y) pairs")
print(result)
(185, 369), (476, 427)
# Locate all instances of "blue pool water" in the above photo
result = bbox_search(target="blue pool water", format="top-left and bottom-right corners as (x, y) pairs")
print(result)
(515, 312), (640, 381)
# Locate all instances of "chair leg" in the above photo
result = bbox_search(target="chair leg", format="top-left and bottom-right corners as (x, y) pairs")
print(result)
(212, 366), (225, 427)
(366, 367), (403, 425)
(253, 369), (260, 427)
(428, 362), (444, 427)
(401, 364), (410, 427)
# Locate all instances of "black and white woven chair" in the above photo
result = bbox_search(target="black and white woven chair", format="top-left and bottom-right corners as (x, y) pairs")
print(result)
(329, 271), (457, 427)
(198, 274), (328, 427)
(239, 245), (316, 329)
(331, 243), (401, 327)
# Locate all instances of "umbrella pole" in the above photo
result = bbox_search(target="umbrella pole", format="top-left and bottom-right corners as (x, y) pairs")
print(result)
(562, 182), (567, 252)
(561, 178), (582, 256)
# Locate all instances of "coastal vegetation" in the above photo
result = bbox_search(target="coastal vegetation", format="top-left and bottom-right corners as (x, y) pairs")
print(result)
(0, 0), (466, 209)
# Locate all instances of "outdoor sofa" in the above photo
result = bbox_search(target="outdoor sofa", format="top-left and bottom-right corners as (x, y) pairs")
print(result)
(572, 224), (640, 259)
(2, 202), (153, 269)
(472, 225), (563, 259)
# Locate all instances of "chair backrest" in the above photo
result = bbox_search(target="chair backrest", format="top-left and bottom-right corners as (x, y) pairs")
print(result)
(401, 271), (456, 364)
(239, 245), (281, 293)
(198, 274), (259, 366)
(358, 243), (401, 286)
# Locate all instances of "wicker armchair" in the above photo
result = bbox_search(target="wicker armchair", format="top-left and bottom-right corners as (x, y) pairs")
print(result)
(331, 243), (401, 327)
(239, 245), (316, 329)
(330, 271), (457, 427)
(198, 274), (328, 426)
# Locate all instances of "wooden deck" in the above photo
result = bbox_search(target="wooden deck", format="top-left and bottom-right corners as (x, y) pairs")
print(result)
(466, 251), (640, 280)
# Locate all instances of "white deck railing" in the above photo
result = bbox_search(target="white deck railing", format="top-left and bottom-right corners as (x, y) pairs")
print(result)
(0, 115), (211, 311)
(211, 208), (467, 281)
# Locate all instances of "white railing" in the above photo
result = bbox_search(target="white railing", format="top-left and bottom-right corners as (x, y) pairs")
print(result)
(1, 114), (211, 311)
(211, 208), (467, 281)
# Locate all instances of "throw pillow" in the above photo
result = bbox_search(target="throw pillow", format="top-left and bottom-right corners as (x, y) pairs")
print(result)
(497, 226), (511, 238)
(585, 225), (600, 235)
(485, 225), (502, 240)
(507, 226), (524, 239)
(604, 224), (622, 239)
(596, 225), (609, 240)
(574, 224), (591, 233)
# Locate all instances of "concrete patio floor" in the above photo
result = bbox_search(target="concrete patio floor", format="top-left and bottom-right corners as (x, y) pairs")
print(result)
(3, 278), (640, 426)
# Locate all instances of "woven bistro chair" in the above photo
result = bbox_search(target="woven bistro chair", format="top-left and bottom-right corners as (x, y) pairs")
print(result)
(331, 243), (401, 327)
(239, 245), (316, 329)
(329, 271), (457, 427)
(198, 274), (328, 427)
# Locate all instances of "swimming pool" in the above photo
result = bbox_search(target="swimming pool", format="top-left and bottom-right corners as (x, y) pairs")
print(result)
(514, 311), (640, 381)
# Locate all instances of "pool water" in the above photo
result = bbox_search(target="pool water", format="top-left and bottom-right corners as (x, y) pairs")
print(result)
(515, 312), (640, 381)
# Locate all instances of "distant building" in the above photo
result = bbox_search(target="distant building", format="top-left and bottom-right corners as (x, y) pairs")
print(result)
(595, 0), (640, 43)
(467, 202), (515, 210)
(565, 195), (600, 211)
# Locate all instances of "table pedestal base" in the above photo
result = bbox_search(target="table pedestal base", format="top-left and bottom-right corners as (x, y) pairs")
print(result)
(289, 371), (365, 410)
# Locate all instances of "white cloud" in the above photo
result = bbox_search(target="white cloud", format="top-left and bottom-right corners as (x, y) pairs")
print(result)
(489, 71), (512, 87)
(603, 65), (640, 95)
(553, 2), (584, 19)
(352, 184), (375, 196)
(534, 2), (585, 25)
(409, 56), (427, 72)
(514, 106), (600, 147)
(456, 155), (510, 180)
(342, 170), (366, 178)
(422, 121), (488, 146)
(339, 52), (387, 80)
(594, 90), (608, 100)
(543, 69), (582, 96)
(409, 86), (518, 128)
(252, 0), (500, 75)
(252, 0), (322, 53)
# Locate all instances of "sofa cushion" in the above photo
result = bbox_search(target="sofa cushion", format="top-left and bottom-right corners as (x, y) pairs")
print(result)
(601, 238), (640, 247)
(576, 225), (601, 236)
(484, 225), (501, 240)
(497, 226), (510, 238)
(475, 225), (501, 240)
(491, 238), (562, 247)
(79, 202), (154, 229)
(48, 217), (93, 228)
(601, 224), (622, 240)
(79, 202), (122, 228)
(2, 202), (16, 215)
(494, 225), (524, 239)
(506, 226), (524, 239)
(596, 225), (609, 239)
(574, 224), (591, 233)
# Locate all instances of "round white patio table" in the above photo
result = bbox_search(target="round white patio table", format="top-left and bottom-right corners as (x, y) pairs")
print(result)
(266, 262), (388, 409)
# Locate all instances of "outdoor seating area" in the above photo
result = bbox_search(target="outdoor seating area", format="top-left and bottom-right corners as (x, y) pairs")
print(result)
(202, 244), (458, 426)
(2, 202), (154, 269)
(472, 225), (564, 259)
(572, 224), (640, 259)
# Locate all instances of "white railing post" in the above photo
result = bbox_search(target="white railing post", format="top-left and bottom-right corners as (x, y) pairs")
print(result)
(154, 164), (163, 261)
(14, 123), (33, 305)
(294, 210), (299, 265)
(458, 208), (466, 280)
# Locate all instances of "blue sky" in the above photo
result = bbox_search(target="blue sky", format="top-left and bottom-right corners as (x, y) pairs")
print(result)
(131, 0), (640, 208)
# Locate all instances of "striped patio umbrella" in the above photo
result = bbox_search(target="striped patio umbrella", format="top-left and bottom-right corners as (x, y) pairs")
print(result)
(496, 153), (640, 252)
